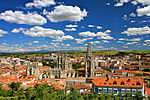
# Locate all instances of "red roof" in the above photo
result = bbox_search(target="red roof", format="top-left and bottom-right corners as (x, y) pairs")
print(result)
(122, 65), (139, 67)
(76, 68), (85, 71)
(92, 78), (143, 88)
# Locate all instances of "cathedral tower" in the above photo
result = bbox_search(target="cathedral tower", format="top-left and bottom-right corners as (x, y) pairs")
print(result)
(85, 43), (94, 77)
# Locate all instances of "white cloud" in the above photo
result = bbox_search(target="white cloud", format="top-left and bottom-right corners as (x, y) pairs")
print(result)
(65, 28), (76, 31)
(137, 5), (150, 16)
(66, 24), (78, 28)
(135, 0), (150, 5)
(0, 29), (8, 37)
(114, 0), (130, 7)
(55, 35), (74, 41)
(90, 41), (100, 44)
(96, 32), (109, 36)
(0, 10), (47, 25)
(75, 39), (87, 44)
(23, 26), (64, 38)
(97, 26), (102, 29)
(119, 38), (128, 41)
(145, 40), (150, 42)
(25, 0), (55, 8)
(128, 38), (141, 41)
(102, 40), (109, 43)
(126, 42), (138, 45)
(33, 41), (39, 43)
(88, 25), (94, 27)
(44, 5), (87, 22)
(105, 30), (111, 33)
(122, 26), (150, 35)
(131, 1), (138, 5)
(79, 31), (96, 37)
(11, 28), (25, 33)
(99, 36), (114, 40)
(130, 13), (136, 17)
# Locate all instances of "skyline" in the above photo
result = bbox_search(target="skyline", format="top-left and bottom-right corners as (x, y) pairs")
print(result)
(0, 0), (150, 52)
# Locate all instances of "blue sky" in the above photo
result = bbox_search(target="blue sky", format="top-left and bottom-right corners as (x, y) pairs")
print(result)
(0, 0), (149, 52)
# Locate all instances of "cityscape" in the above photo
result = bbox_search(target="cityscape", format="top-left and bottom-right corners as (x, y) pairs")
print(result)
(0, 0), (150, 100)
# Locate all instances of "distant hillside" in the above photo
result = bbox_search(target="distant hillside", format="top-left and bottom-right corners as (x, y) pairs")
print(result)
(1, 50), (149, 57)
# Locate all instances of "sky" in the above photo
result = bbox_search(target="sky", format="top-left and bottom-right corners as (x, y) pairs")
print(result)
(0, 0), (149, 52)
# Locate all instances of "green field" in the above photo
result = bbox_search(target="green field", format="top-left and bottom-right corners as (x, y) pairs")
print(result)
(0, 50), (150, 56)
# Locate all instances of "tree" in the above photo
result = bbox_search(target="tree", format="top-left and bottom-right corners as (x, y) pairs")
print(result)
(8, 82), (21, 91)
(72, 64), (85, 69)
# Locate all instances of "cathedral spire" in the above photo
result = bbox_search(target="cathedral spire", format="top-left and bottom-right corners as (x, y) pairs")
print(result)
(86, 42), (92, 58)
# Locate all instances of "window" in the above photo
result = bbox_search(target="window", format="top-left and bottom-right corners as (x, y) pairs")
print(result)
(138, 89), (142, 93)
(121, 89), (126, 93)
(98, 88), (102, 94)
(113, 81), (117, 85)
(121, 81), (125, 85)
(126, 89), (131, 93)
(103, 88), (107, 93)
(108, 88), (112, 93)
(113, 88), (118, 94)
(136, 81), (141, 86)
(132, 89), (136, 93)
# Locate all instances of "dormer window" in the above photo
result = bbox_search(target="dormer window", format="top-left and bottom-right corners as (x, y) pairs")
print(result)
(113, 81), (117, 85)
(136, 81), (141, 86)
(121, 81), (125, 85)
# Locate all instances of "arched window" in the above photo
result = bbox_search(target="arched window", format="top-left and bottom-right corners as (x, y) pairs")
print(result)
(136, 81), (141, 86)
(113, 81), (117, 85)
(121, 81), (125, 85)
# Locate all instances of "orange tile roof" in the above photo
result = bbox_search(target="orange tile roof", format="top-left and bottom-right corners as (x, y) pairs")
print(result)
(82, 90), (91, 95)
(122, 65), (139, 67)
(92, 78), (143, 88)
(76, 67), (85, 71)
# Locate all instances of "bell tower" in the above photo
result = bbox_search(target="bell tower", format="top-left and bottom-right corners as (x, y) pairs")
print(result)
(85, 43), (94, 77)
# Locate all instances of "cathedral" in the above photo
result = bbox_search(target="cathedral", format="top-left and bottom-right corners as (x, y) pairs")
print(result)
(26, 43), (95, 79)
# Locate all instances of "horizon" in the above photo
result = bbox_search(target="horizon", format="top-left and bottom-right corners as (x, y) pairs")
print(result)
(0, 0), (150, 52)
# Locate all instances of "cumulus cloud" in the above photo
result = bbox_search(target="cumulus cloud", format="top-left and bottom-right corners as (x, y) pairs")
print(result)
(97, 26), (102, 29)
(79, 31), (96, 37)
(88, 25), (94, 27)
(23, 26), (65, 38)
(44, 5), (87, 22)
(114, 0), (129, 7)
(11, 28), (25, 33)
(33, 41), (39, 43)
(54, 35), (74, 41)
(25, 0), (55, 8)
(122, 26), (150, 35)
(66, 24), (78, 28)
(79, 30), (114, 40)
(126, 42), (138, 45)
(90, 41), (100, 44)
(65, 28), (76, 31)
(130, 13), (136, 17)
(99, 36), (114, 40)
(96, 32), (109, 36)
(102, 40), (110, 43)
(137, 5), (150, 16)
(75, 39), (87, 44)
(145, 40), (150, 42)
(0, 10), (47, 25)
(135, 0), (150, 5)
(128, 38), (141, 41)
(0, 29), (8, 37)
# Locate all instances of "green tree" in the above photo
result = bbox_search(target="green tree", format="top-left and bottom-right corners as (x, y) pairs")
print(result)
(8, 82), (21, 91)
